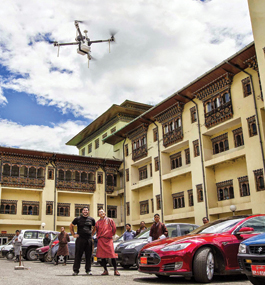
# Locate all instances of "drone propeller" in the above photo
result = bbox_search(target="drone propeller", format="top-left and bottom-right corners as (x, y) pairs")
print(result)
(109, 29), (118, 43)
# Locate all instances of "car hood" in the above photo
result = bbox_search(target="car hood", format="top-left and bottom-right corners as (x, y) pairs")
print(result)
(1, 245), (13, 250)
(242, 233), (265, 246)
(141, 233), (227, 252)
(116, 238), (147, 249)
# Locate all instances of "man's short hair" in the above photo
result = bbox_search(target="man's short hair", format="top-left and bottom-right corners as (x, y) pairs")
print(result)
(98, 208), (104, 212)
(140, 221), (145, 224)
(154, 213), (160, 218)
(126, 223), (131, 227)
(202, 217), (209, 221)
(82, 206), (89, 211)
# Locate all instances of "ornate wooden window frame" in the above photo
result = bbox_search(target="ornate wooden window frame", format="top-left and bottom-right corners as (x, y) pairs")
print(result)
(172, 192), (185, 209)
(22, 201), (39, 215)
(216, 180), (234, 201)
(196, 184), (203, 202)
(153, 128), (158, 142)
(188, 189), (194, 206)
(139, 165), (147, 181)
(156, 194), (161, 210)
(126, 202), (130, 216)
(242, 77), (252, 97)
(170, 151), (182, 170)
(107, 205), (117, 218)
(88, 143), (92, 153)
(233, 127), (244, 148)
(97, 172), (103, 184)
(140, 200), (149, 215)
(125, 144), (129, 156)
(128, 125), (148, 162)
(57, 203), (70, 217)
(190, 106), (197, 123)
(193, 140), (200, 157)
(254, 169), (265, 191)
(238, 176), (250, 197)
(0, 199), (17, 215)
(185, 148), (190, 164)
(47, 167), (54, 180)
(75, 204), (90, 217)
(46, 201), (53, 215)
(154, 157), (159, 172)
(95, 138), (99, 149)
(126, 169), (129, 182)
(211, 133), (229, 155)
(247, 116), (258, 137)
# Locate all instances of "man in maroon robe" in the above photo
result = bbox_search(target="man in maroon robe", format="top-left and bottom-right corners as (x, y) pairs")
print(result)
(149, 213), (168, 241)
(54, 227), (70, 266)
(92, 209), (120, 276)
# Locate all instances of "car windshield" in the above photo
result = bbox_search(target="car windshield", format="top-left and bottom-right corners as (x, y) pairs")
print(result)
(135, 228), (150, 239)
(190, 218), (245, 234)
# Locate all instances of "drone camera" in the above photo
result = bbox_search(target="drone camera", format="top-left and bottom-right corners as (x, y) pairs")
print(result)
(77, 44), (91, 56)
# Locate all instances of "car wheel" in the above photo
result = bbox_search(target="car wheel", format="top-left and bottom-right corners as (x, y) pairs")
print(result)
(44, 253), (52, 262)
(193, 247), (214, 283)
(247, 276), (265, 285)
(6, 251), (14, 260)
(27, 248), (38, 261)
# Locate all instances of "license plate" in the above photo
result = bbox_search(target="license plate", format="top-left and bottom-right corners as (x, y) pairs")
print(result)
(140, 257), (147, 264)
(251, 265), (265, 276)
(94, 257), (97, 262)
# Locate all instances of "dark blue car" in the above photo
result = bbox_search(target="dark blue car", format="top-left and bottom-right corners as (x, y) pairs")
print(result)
(238, 232), (265, 285)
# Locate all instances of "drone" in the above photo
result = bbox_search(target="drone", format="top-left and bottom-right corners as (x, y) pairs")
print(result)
(51, 20), (116, 67)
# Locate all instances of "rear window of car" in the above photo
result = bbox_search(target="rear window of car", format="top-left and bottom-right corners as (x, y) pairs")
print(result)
(24, 231), (38, 239)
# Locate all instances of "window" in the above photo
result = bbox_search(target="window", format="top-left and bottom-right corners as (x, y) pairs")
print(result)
(131, 133), (148, 161)
(247, 116), (258, 137)
(97, 172), (103, 184)
(3, 164), (10, 176)
(233, 127), (244, 148)
(126, 169), (129, 182)
(254, 169), (265, 191)
(172, 192), (185, 209)
(107, 206), (117, 218)
(11, 165), (19, 177)
(216, 180), (234, 201)
(150, 163), (152, 177)
(46, 202), (53, 215)
(75, 204), (89, 217)
(47, 168), (54, 180)
(140, 200), (149, 215)
(81, 172), (87, 182)
(57, 203), (70, 217)
(58, 169), (64, 181)
(238, 176), (250, 197)
(156, 195), (161, 210)
(97, 204), (104, 216)
(20, 166), (28, 178)
(125, 144), (128, 156)
(238, 216), (265, 234)
(66, 170), (72, 181)
(22, 201), (39, 215)
(88, 143), (92, 153)
(154, 157), (159, 172)
(29, 167), (36, 178)
(139, 166), (148, 180)
(242, 77), (252, 97)
(188, 190), (194, 206)
(170, 152), (182, 169)
(153, 128), (158, 142)
(0, 199), (17, 214)
(102, 133), (107, 144)
(212, 133), (229, 155)
(190, 107), (197, 123)
(95, 138), (99, 149)
(111, 127), (116, 134)
(126, 202), (130, 216)
(193, 140), (200, 157)
(81, 148), (85, 156)
(196, 184), (203, 202)
(74, 171), (80, 182)
(185, 148), (190, 164)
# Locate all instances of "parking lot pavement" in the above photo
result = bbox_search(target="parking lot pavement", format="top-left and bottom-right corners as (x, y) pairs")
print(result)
(0, 258), (252, 285)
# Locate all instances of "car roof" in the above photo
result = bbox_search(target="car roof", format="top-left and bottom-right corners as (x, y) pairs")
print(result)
(20, 230), (59, 233)
(165, 223), (199, 226)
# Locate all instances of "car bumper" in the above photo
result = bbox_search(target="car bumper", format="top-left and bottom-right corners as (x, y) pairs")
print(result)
(115, 249), (138, 266)
(238, 253), (265, 277)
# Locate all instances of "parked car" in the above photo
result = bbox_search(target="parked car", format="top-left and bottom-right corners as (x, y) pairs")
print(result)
(51, 234), (76, 262)
(20, 230), (59, 261)
(138, 215), (265, 283)
(238, 232), (265, 285)
(116, 223), (198, 269)
(0, 240), (13, 258)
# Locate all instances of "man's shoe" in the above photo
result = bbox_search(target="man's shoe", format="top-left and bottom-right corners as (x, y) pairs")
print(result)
(72, 272), (78, 276)
(114, 270), (120, 276)
(86, 271), (92, 275)
(101, 270), (109, 275)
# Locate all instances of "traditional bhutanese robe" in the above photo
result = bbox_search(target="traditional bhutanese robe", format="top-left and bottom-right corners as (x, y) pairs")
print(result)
(57, 232), (70, 256)
(95, 217), (116, 258)
(12, 234), (22, 256)
(149, 221), (168, 241)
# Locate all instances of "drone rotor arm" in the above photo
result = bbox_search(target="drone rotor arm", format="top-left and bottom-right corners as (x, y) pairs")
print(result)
(53, 42), (80, 46)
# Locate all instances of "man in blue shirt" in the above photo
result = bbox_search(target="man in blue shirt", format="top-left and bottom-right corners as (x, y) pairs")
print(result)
(123, 223), (136, 241)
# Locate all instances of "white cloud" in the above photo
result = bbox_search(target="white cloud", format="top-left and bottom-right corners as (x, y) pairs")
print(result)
(0, 119), (85, 154)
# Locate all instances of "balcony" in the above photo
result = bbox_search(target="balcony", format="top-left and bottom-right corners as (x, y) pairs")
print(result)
(56, 180), (96, 192)
(1, 176), (45, 188)
(132, 145), (148, 161)
(163, 127), (183, 147)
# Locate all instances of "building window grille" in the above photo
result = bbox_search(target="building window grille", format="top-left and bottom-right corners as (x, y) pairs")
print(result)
(0, 200), (17, 214)
(172, 192), (185, 209)
(81, 148), (85, 156)
(97, 172), (103, 184)
(48, 168), (54, 180)
(139, 166), (148, 181)
(153, 128), (158, 142)
(247, 116), (258, 137)
(196, 184), (203, 202)
(242, 77), (252, 97)
(233, 127), (244, 148)
(140, 200), (149, 215)
(238, 176), (250, 197)
(216, 180), (234, 201)
(188, 190), (194, 206)
(154, 157), (159, 171)
(107, 206), (117, 218)
(22, 201), (39, 215)
(170, 152), (182, 169)
(193, 140), (200, 157)
(95, 138), (99, 149)
(46, 202), (53, 215)
(156, 195), (161, 210)
(190, 107), (197, 123)
(254, 169), (265, 191)
(88, 143), (92, 153)
(57, 203), (70, 217)
(212, 133), (229, 155)
(185, 148), (190, 164)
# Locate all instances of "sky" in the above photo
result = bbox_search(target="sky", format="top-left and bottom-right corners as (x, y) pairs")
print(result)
(0, 0), (253, 155)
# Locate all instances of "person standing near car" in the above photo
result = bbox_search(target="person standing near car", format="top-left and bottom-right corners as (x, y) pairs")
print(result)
(54, 227), (70, 266)
(149, 214), (168, 241)
(92, 209), (120, 276)
(136, 221), (147, 236)
(43, 233), (51, 246)
(123, 224), (136, 241)
(12, 230), (22, 262)
(70, 206), (95, 276)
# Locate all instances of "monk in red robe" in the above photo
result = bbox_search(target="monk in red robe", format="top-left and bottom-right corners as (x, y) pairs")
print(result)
(92, 209), (120, 276)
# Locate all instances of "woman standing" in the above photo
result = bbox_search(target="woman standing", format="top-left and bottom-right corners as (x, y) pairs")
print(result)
(54, 227), (70, 266)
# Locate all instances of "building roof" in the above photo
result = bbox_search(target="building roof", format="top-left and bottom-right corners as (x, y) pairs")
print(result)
(104, 42), (256, 145)
(66, 100), (153, 147)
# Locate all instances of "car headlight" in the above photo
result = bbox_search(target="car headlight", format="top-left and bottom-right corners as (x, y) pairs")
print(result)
(161, 243), (191, 252)
(238, 244), (247, 254)
(125, 242), (143, 249)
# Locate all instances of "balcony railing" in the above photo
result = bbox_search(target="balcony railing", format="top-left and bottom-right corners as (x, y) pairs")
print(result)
(1, 175), (45, 188)
(56, 180), (96, 192)
(132, 145), (148, 161)
(163, 127), (183, 147)
(205, 101), (233, 128)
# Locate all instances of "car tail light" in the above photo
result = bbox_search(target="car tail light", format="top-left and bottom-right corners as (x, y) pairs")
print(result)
(51, 242), (56, 248)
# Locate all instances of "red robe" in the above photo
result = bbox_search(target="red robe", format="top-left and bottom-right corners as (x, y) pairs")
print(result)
(95, 217), (116, 258)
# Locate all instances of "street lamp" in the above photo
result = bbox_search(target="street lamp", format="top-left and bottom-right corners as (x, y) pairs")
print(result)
(41, 222), (46, 230)
(230, 205), (237, 216)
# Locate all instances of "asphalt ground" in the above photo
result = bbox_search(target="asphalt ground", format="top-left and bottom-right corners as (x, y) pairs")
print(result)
(0, 258), (252, 285)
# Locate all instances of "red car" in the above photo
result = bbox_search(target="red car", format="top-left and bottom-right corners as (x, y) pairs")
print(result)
(36, 239), (59, 262)
(138, 215), (265, 283)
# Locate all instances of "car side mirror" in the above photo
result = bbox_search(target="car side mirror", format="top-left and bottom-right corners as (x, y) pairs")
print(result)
(236, 227), (254, 235)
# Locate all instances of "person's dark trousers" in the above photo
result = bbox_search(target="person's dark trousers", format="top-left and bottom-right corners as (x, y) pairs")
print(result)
(73, 237), (92, 273)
